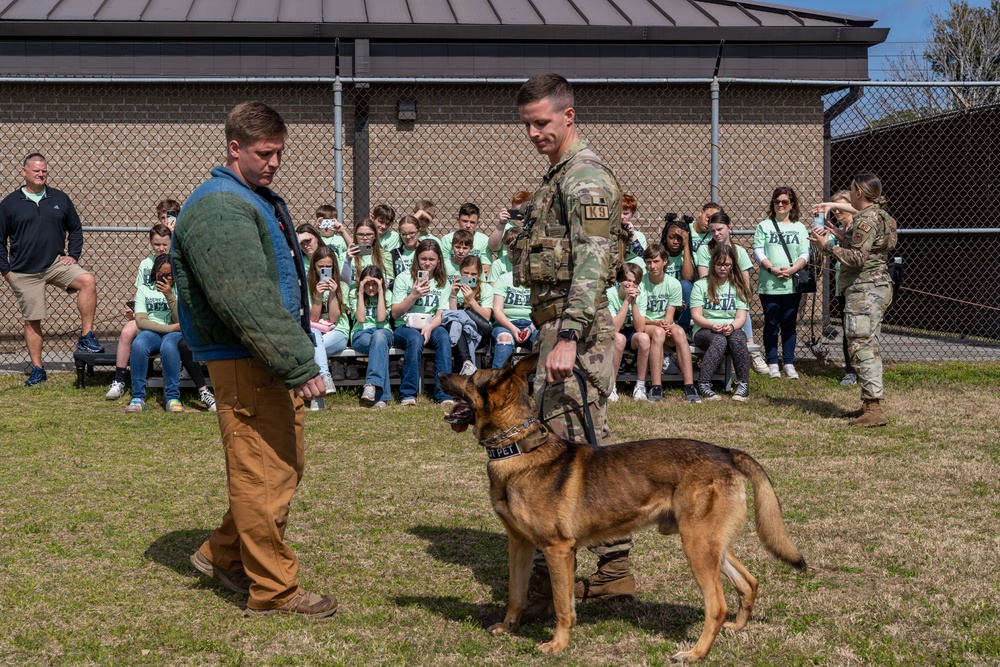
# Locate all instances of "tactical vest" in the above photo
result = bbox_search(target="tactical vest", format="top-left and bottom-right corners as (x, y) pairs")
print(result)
(509, 152), (627, 289)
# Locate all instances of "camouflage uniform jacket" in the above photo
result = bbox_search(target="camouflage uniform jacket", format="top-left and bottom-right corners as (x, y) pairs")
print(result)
(518, 138), (622, 335)
(824, 203), (897, 287)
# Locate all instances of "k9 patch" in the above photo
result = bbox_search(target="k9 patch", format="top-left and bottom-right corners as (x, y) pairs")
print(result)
(580, 194), (609, 221)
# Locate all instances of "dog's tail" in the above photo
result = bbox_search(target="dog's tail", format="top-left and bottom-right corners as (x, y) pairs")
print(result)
(730, 449), (807, 570)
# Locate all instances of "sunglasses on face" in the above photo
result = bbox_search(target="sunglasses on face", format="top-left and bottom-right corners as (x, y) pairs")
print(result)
(772, 199), (791, 206)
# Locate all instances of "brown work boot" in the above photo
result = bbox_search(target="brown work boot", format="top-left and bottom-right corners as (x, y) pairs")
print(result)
(849, 399), (888, 427)
(574, 552), (636, 601)
(520, 566), (555, 622)
(245, 589), (338, 619)
(190, 550), (252, 595)
(843, 404), (865, 418)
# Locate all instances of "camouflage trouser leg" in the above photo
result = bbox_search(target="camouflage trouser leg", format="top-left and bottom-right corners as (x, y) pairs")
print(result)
(533, 315), (615, 446)
(844, 282), (892, 401)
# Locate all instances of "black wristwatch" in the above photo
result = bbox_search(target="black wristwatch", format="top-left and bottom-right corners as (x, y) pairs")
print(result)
(558, 329), (579, 342)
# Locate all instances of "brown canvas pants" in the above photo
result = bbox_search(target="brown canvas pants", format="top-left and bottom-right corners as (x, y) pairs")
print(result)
(198, 357), (305, 609)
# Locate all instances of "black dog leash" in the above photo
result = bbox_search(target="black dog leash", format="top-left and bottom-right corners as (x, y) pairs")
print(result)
(537, 367), (598, 447)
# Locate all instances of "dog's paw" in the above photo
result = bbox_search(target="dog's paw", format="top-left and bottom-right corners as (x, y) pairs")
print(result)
(538, 640), (568, 654)
(670, 649), (694, 663)
(488, 621), (515, 636)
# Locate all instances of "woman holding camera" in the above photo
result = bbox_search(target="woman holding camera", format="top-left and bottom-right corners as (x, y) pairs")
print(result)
(448, 255), (494, 376)
(391, 239), (453, 405)
(811, 173), (897, 427)
(306, 245), (349, 407)
(752, 186), (810, 379)
(126, 253), (184, 413)
(351, 265), (394, 408)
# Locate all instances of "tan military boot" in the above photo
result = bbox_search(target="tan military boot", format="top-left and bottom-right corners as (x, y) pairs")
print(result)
(850, 399), (888, 427)
(520, 566), (555, 622)
(574, 552), (636, 601)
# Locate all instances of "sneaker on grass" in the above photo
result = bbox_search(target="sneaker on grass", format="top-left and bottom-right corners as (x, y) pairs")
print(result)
(125, 398), (145, 413)
(399, 397), (417, 407)
(783, 364), (799, 379)
(167, 399), (184, 413)
(683, 384), (702, 403)
(698, 382), (721, 401)
(840, 372), (857, 386)
(25, 365), (47, 386)
(360, 384), (377, 407)
(199, 388), (217, 411)
(608, 386), (619, 402)
(767, 363), (780, 379)
(632, 381), (647, 401)
(732, 381), (750, 402)
(648, 385), (664, 402)
(106, 380), (126, 400)
(750, 349), (770, 375)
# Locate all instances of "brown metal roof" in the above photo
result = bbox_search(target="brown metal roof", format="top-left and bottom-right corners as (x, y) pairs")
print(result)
(0, 0), (876, 27)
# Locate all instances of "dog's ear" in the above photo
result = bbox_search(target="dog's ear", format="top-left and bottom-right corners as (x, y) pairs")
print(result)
(511, 353), (539, 382)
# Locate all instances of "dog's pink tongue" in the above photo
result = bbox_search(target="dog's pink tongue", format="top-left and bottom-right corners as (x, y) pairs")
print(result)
(450, 423), (469, 433)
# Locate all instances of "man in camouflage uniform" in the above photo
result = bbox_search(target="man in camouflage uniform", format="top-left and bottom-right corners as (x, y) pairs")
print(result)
(811, 172), (897, 427)
(510, 73), (633, 617)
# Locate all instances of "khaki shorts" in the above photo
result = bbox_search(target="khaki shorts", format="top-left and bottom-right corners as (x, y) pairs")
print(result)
(7, 258), (90, 321)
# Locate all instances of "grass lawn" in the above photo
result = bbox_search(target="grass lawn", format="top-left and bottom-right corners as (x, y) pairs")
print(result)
(1, 361), (998, 666)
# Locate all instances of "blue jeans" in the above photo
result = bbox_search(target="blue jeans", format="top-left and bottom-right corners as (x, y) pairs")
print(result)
(760, 292), (802, 365)
(130, 330), (182, 402)
(677, 279), (694, 333)
(491, 319), (538, 369)
(393, 325), (453, 402)
(312, 328), (348, 377)
(351, 327), (393, 402)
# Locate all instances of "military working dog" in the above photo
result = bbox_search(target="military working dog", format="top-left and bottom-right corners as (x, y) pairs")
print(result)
(440, 354), (806, 663)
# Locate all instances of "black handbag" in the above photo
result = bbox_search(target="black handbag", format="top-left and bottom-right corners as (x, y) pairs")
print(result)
(772, 219), (816, 294)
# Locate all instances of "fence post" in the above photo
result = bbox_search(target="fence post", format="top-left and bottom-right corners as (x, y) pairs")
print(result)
(710, 77), (720, 202)
(333, 77), (344, 221)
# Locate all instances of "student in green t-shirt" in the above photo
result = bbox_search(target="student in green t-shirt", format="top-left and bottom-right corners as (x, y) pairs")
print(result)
(307, 245), (350, 406)
(662, 217), (696, 333)
(296, 223), (323, 276)
(350, 265), (394, 408)
(691, 244), (753, 402)
(694, 210), (768, 375)
(439, 202), (492, 277)
(641, 243), (701, 404)
(345, 218), (394, 287)
(372, 203), (401, 254)
(487, 190), (531, 272)
(391, 238), (453, 405)
(490, 268), (535, 369)
(607, 263), (649, 403)
(448, 255), (494, 376)
(752, 186), (810, 380)
(389, 215), (421, 290)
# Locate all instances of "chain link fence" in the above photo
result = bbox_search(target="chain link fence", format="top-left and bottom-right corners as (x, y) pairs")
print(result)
(2, 80), (997, 371)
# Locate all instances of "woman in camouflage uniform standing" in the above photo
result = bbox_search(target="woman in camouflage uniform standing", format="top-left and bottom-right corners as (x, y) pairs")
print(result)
(810, 172), (897, 427)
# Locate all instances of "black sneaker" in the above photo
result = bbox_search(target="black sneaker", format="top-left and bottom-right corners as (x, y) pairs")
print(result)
(75, 331), (105, 353)
(683, 384), (702, 403)
(732, 381), (750, 402)
(698, 382), (720, 401)
(648, 385), (664, 402)
(25, 365), (47, 386)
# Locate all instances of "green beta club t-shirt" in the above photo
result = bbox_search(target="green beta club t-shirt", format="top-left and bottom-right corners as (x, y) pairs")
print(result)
(134, 276), (176, 327)
(379, 229), (402, 254)
(488, 254), (513, 283)
(392, 271), (449, 328)
(352, 254), (395, 285)
(641, 273), (683, 323)
(321, 234), (349, 269)
(440, 231), (492, 267)
(690, 278), (748, 334)
(695, 242), (753, 273)
(606, 283), (647, 330)
(134, 255), (155, 291)
(688, 223), (712, 254)
(453, 281), (494, 311)
(310, 280), (352, 338)
(392, 246), (416, 279)
(664, 252), (686, 281)
(348, 284), (394, 339)
(753, 219), (810, 295)
(493, 271), (532, 321)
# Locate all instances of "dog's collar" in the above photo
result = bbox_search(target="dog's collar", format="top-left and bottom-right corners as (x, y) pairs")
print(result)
(480, 417), (547, 459)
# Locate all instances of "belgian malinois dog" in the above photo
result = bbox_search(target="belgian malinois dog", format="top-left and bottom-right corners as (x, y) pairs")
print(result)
(439, 354), (806, 663)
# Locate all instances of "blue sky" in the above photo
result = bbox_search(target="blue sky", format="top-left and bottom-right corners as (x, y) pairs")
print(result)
(781, 0), (992, 79)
